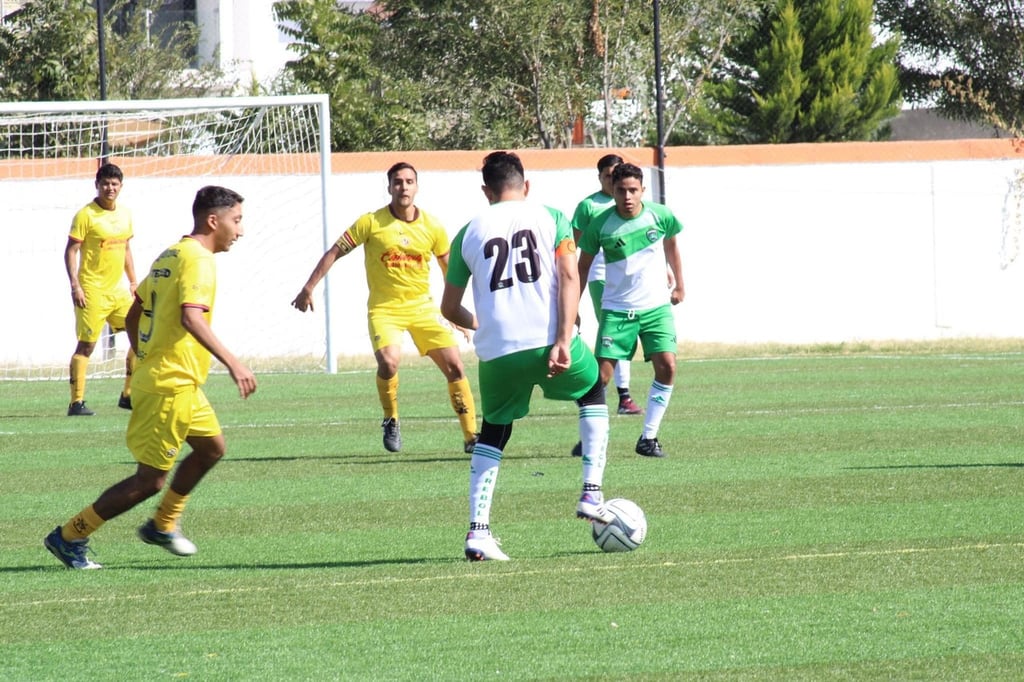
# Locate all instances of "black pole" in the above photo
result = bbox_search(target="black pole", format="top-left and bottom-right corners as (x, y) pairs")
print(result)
(653, 0), (666, 204)
(96, 0), (109, 163)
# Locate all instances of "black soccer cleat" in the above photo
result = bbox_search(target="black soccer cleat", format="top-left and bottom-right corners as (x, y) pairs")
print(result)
(635, 436), (665, 458)
(67, 401), (95, 417)
(381, 418), (402, 452)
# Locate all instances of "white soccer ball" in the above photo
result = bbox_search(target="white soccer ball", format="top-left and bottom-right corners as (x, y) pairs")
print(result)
(592, 498), (647, 552)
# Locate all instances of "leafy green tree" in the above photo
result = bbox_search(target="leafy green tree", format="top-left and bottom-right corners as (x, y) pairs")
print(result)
(542, 0), (770, 147)
(874, 0), (1024, 133)
(0, 0), (220, 102)
(654, 0), (771, 146)
(274, 0), (430, 151)
(380, 0), (598, 149)
(707, 0), (901, 143)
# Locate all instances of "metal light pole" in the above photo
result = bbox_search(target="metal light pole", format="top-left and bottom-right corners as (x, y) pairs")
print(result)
(96, 0), (109, 162)
(653, 0), (666, 204)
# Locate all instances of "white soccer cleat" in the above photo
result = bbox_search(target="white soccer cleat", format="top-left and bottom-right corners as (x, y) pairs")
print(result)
(464, 531), (510, 561)
(138, 519), (198, 556)
(576, 491), (616, 524)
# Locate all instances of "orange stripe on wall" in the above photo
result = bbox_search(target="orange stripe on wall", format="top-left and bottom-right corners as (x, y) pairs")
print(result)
(1, 140), (1021, 180)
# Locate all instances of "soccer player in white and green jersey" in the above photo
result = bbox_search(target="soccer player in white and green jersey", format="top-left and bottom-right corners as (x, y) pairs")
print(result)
(441, 151), (614, 561)
(577, 163), (685, 458)
(572, 154), (642, 417)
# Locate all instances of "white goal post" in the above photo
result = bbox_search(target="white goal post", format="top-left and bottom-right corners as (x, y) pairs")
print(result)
(0, 94), (341, 379)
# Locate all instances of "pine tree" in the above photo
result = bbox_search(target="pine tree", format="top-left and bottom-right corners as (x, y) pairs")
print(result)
(708, 0), (901, 143)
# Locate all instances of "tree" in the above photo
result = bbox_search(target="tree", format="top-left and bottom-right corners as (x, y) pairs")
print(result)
(0, 0), (221, 103)
(380, 0), (598, 149)
(706, 0), (901, 143)
(654, 0), (771, 146)
(274, 0), (430, 151)
(874, 0), (1024, 133)
(272, 0), (767, 150)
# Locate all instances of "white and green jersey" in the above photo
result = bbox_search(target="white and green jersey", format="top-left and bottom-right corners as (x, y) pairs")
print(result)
(578, 202), (682, 312)
(447, 200), (575, 361)
(571, 190), (614, 283)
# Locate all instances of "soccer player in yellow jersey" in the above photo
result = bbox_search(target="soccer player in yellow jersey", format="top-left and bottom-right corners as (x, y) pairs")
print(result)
(292, 162), (478, 454)
(63, 163), (138, 416)
(44, 186), (257, 569)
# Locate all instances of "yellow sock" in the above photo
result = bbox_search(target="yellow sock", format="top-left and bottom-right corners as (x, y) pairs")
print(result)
(153, 489), (190, 532)
(448, 378), (478, 441)
(70, 353), (89, 403)
(122, 349), (136, 397)
(62, 504), (105, 541)
(376, 374), (399, 419)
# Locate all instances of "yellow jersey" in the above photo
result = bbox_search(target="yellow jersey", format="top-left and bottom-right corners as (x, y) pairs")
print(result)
(69, 200), (133, 291)
(336, 206), (449, 310)
(132, 236), (216, 393)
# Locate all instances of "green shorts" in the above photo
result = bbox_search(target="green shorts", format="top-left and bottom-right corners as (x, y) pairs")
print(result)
(477, 336), (599, 423)
(596, 305), (677, 361)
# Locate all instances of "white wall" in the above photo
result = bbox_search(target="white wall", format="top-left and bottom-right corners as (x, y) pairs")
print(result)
(196, 0), (296, 86)
(3, 149), (1024, 373)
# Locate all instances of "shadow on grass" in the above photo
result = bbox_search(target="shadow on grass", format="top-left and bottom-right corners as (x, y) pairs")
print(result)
(224, 455), (471, 465)
(9, 556), (458, 573)
(846, 462), (1024, 470)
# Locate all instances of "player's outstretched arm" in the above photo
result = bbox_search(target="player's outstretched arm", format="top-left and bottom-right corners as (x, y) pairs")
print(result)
(181, 306), (257, 398)
(291, 244), (343, 312)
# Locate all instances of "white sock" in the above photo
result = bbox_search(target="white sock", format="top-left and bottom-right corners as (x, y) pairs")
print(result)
(469, 445), (502, 527)
(642, 381), (673, 439)
(579, 403), (609, 487)
(614, 360), (630, 392)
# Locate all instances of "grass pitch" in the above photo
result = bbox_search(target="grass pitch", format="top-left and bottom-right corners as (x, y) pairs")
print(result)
(2, 342), (1024, 680)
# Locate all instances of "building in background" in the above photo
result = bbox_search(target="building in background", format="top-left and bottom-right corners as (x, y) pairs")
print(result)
(0, 1), (376, 87)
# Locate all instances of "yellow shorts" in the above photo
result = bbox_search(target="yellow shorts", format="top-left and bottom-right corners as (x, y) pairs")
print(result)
(74, 287), (134, 342)
(126, 386), (221, 471)
(368, 301), (458, 354)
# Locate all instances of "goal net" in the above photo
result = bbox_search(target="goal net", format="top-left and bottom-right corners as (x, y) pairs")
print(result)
(0, 94), (338, 380)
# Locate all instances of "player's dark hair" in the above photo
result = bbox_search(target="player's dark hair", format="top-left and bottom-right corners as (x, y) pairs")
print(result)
(192, 185), (244, 220)
(481, 151), (525, 193)
(611, 163), (644, 186)
(597, 154), (623, 172)
(95, 163), (123, 183)
(386, 162), (417, 184)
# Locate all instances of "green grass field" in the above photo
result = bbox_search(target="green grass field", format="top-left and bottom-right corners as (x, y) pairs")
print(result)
(2, 342), (1024, 680)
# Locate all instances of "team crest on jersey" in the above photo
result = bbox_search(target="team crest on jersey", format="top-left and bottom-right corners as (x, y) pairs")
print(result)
(601, 336), (613, 348)
(646, 228), (659, 243)
(165, 447), (178, 459)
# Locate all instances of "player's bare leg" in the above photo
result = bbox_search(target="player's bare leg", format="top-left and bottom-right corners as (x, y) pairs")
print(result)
(138, 434), (225, 556)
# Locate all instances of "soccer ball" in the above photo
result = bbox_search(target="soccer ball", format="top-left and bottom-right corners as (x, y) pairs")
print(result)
(591, 498), (647, 552)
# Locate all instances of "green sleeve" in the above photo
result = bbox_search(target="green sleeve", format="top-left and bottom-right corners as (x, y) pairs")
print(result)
(652, 203), (683, 239)
(445, 226), (471, 287)
(547, 206), (573, 246)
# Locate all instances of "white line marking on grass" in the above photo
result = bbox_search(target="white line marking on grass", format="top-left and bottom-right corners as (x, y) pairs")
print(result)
(727, 400), (1024, 417)
(10, 541), (1024, 609)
